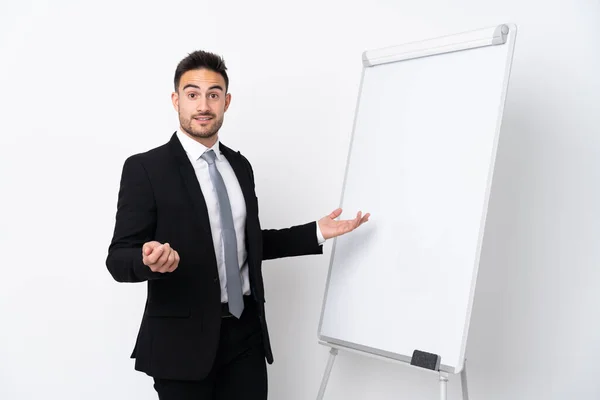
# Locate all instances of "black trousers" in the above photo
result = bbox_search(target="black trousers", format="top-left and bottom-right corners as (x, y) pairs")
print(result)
(153, 297), (267, 400)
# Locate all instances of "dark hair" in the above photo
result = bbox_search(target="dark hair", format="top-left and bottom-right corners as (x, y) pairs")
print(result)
(174, 50), (229, 92)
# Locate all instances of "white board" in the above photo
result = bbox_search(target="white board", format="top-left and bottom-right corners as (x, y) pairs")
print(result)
(318, 24), (517, 373)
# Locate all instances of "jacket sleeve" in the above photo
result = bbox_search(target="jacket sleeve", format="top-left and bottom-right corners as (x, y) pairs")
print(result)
(106, 155), (166, 282)
(262, 221), (324, 260)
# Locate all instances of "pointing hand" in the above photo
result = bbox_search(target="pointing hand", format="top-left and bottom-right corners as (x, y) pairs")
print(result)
(142, 241), (180, 273)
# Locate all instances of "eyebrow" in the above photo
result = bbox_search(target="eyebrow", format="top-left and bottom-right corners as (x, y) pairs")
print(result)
(182, 84), (224, 92)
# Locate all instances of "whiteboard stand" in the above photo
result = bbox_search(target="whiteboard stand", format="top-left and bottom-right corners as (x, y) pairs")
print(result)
(316, 343), (469, 400)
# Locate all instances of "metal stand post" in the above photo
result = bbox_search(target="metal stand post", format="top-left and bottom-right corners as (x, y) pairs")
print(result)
(439, 371), (449, 400)
(460, 360), (469, 400)
(316, 347), (338, 400)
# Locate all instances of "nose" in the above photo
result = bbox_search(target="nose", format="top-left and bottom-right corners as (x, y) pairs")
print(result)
(196, 97), (210, 113)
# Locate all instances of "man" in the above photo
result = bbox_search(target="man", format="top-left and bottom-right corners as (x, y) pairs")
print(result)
(106, 50), (369, 400)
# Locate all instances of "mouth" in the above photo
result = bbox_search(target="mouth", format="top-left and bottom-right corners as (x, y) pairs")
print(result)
(194, 115), (213, 123)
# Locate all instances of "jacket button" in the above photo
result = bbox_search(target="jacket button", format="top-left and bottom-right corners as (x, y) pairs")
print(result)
(213, 277), (218, 283)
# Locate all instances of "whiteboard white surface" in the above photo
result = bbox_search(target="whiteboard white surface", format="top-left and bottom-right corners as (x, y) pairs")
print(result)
(318, 24), (517, 373)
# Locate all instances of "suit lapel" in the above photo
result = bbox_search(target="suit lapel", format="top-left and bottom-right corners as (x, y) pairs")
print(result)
(219, 142), (255, 217)
(168, 133), (212, 236)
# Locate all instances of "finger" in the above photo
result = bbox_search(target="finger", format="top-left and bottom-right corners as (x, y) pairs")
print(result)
(353, 212), (363, 228)
(146, 245), (165, 265)
(156, 260), (171, 273)
(161, 250), (176, 272)
(157, 252), (174, 273)
(147, 245), (165, 265)
(328, 208), (343, 219)
(144, 250), (160, 266)
(172, 251), (180, 271)
(148, 263), (160, 272)
(156, 243), (171, 267)
(157, 264), (170, 273)
(143, 241), (161, 256)
(143, 243), (154, 256)
(168, 251), (180, 272)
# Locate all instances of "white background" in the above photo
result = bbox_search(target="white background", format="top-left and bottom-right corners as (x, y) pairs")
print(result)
(1, 1), (599, 399)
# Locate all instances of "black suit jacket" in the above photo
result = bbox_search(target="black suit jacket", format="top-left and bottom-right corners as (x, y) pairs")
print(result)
(106, 133), (323, 381)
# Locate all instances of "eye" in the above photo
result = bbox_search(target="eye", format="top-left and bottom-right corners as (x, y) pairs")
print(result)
(188, 93), (197, 99)
(209, 93), (219, 99)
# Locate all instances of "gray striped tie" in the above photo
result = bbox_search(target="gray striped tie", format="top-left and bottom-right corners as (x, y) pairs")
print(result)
(201, 149), (244, 318)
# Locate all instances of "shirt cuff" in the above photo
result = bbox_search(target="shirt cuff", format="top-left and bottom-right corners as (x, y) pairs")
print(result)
(316, 221), (326, 245)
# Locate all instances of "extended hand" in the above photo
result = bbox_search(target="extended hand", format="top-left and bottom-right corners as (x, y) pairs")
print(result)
(142, 241), (180, 273)
(318, 208), (370, 240)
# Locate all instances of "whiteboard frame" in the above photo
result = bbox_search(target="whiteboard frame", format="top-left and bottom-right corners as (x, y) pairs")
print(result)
(317, 23), (518, 374)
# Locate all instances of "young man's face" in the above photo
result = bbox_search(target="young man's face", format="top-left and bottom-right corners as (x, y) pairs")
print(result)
(172, 68), (231, 143)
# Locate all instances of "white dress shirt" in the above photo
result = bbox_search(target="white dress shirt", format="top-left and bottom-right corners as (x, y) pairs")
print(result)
(176, 130), (326, 302)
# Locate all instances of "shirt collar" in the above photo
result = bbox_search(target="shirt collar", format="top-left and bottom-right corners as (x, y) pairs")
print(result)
(176, 129), (223, 162)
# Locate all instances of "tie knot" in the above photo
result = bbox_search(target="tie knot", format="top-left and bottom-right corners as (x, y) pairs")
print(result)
(201, 149), (217, 165)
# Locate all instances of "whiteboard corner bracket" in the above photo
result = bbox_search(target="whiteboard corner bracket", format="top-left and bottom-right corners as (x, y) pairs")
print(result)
(362, 51), (373, 67)
(492, 24), (510, 45)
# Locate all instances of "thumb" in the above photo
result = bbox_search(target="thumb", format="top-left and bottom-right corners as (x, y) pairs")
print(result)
(144, 241), (161, 255)
(328, 208), (343, 219)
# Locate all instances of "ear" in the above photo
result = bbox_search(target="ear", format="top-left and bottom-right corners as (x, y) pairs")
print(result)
(171, 91), (179, 111)
(224, 93), (232, 112)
